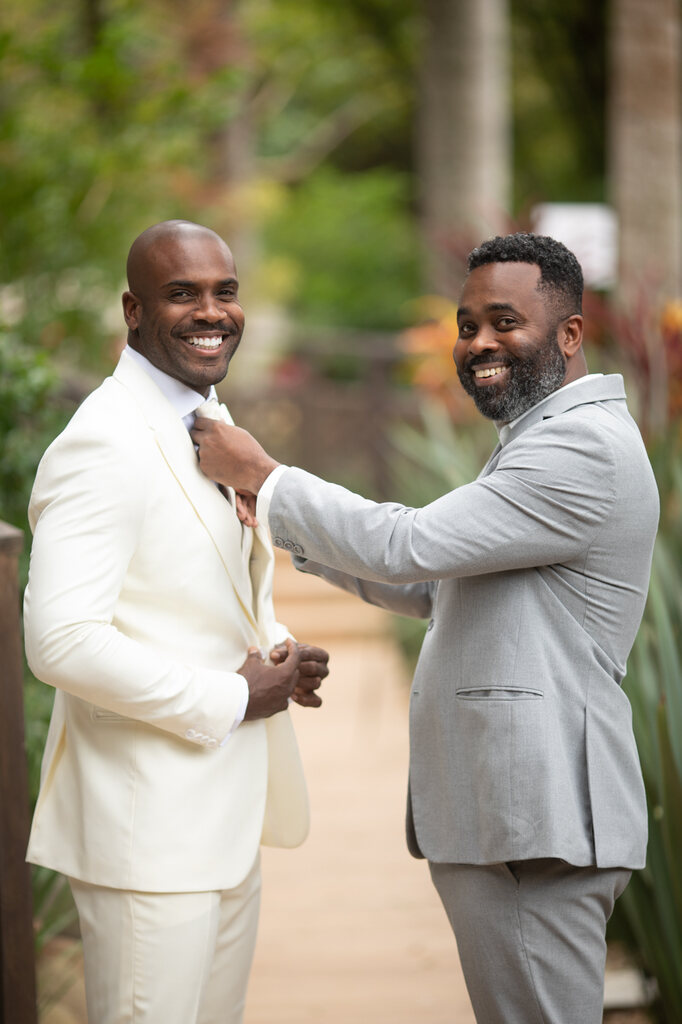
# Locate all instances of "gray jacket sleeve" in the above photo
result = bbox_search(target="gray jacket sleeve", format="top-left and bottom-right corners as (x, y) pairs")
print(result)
(291, 556), (435, 619)
(269, 415), (617, 585)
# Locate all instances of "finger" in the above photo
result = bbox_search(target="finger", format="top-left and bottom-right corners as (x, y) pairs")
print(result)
(299, 660), (329, 679)
(235, 493), (258, 528)
(296, 645), (330, 665)
(246, 646), (265, 661)
(296, 675), (322, 692)
(284, 636), (300, 661)
(269, 644), (287, 664)
(278, 637), (301, 679)
(292, 690), (323, 708)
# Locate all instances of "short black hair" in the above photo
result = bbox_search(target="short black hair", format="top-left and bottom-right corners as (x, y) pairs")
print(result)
(466, 232), (583, 315)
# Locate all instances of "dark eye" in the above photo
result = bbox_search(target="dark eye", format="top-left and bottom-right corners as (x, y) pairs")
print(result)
(169, 289), (192, 301)
(497, 316), (516, 329)
(218, 288), (237, 300)
(458, 322), (476, 337)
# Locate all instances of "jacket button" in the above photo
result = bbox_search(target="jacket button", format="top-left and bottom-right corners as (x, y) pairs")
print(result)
(273, 536), (283, 547)
(185, 728), (197, 739)
(283, 540), (294, 551)
(427, 619), (435, 631)
(293, 544), (303, 556)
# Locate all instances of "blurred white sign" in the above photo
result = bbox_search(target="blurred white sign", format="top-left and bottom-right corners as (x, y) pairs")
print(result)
(532, 203), (618, 290)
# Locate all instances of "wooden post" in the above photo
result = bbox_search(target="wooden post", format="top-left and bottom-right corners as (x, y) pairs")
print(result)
(0, 522), (37, 1023)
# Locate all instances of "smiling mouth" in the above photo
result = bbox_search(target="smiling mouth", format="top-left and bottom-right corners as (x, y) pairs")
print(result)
(183, 335), (226, 351)
(472, 365), (509, 383)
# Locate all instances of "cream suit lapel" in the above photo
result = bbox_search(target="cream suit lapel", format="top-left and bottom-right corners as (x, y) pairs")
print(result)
(196, 397), (278, 646)
(113, 353), (260, 635)
(215, 405), (278, 643)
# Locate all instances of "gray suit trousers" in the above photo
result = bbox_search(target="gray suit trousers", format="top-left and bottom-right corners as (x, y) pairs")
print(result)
(429, 858), (631, 1024)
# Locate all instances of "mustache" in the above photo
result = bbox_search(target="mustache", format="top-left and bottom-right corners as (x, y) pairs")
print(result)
(463, 354), (514, 373)
(171, 320), (237, 337)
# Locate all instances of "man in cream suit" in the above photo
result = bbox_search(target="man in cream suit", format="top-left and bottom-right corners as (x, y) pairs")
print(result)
(24, 220), (329, 1024)
(192, 234), (659, 1023)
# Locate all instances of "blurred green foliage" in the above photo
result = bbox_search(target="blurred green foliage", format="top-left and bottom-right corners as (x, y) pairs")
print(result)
(264, 167), (420, 330)
(0, 333), (68, 529)
(1, 0), (241, 365)
(614, 430), (682, 1023)
(512, 0), (607, 206)
(0, 0), (613, 374)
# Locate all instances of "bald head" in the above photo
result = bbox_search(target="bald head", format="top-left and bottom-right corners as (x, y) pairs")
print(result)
(126, 221), (233, 297)
(121, 220), (245, 396)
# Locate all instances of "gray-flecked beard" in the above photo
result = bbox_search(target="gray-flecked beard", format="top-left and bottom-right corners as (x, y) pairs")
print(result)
(457, 330), (567, 423)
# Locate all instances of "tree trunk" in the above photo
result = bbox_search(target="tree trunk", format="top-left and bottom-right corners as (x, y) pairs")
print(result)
(609, 0), (682, 302)
(416, 0), (512, 298)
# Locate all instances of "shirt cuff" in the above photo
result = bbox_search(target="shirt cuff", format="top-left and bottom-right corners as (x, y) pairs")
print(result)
(219, 674), (250, 746)
(256, 464), (290, 530)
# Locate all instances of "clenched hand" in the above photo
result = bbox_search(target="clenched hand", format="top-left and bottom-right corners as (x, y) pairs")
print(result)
(270, 641), (330, 708)
(238, 637), (302, 720)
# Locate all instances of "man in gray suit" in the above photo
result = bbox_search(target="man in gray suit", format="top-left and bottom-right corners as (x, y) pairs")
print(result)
(192, 233), (659, 1024)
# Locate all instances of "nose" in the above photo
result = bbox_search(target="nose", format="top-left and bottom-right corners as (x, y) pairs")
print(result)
(454, 324), (500, 369)
(194, 292), (224, 322)
(467, 325), (500, 355)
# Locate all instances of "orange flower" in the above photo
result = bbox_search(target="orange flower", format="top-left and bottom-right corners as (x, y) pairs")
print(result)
(398, 298), (478, 422)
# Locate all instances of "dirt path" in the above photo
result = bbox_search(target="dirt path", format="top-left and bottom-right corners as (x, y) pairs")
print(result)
(39, 552), (475, 1023)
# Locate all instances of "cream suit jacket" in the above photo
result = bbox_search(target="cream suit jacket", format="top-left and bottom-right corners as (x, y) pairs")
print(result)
(266, 375), (658, 870)
(24, 350), (309, 892)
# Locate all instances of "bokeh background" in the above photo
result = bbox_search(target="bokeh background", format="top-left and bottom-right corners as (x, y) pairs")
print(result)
(1, 1), (681, 1021)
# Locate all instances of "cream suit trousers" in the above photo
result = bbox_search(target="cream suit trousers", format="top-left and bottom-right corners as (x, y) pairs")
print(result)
(69, 855), (261, 1024)
(429, 858), (631, 1024)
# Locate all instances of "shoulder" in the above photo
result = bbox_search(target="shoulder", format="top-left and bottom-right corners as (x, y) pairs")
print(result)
(30, 376), (151, 516)
(41, 375), (150, 464)
(497, 396), (656, 510)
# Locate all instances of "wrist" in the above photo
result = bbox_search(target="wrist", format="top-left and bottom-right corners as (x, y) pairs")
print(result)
(253, 457), (280, 493)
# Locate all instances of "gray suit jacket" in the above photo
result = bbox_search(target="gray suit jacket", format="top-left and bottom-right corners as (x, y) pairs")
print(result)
(268, 375), (659, 869)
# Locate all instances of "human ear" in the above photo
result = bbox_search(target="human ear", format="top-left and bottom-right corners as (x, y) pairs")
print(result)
(122, 291), (141, 331)
(559, 314), (583, 358)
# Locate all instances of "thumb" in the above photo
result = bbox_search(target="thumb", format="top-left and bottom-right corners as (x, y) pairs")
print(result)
(246, 646), (265, 660)
(282, 637), (301, 670)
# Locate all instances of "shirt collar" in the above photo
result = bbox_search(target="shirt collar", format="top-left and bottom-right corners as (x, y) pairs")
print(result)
(124, 345), (217, 422)
(496, 373), (604, 446)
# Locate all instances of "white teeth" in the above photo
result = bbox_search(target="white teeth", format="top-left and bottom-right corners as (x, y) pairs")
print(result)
(474, 366), (505, 379)
(186, 336), (224, 349)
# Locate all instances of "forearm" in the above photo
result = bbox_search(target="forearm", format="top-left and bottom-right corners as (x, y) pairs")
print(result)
(24, 610), (247, 743)
(292, 557), (434, 619)
(267, 425), (615, 584)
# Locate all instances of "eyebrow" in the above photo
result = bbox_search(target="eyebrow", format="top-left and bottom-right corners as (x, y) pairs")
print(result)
(163, 278), (238, 288)
(457, 301), (520, 320)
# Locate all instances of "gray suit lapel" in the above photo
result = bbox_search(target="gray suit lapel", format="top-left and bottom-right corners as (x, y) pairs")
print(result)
(499, 375), (627, 449)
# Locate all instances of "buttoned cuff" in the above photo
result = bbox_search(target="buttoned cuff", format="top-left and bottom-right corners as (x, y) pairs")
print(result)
(256, 464), (290, 530)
